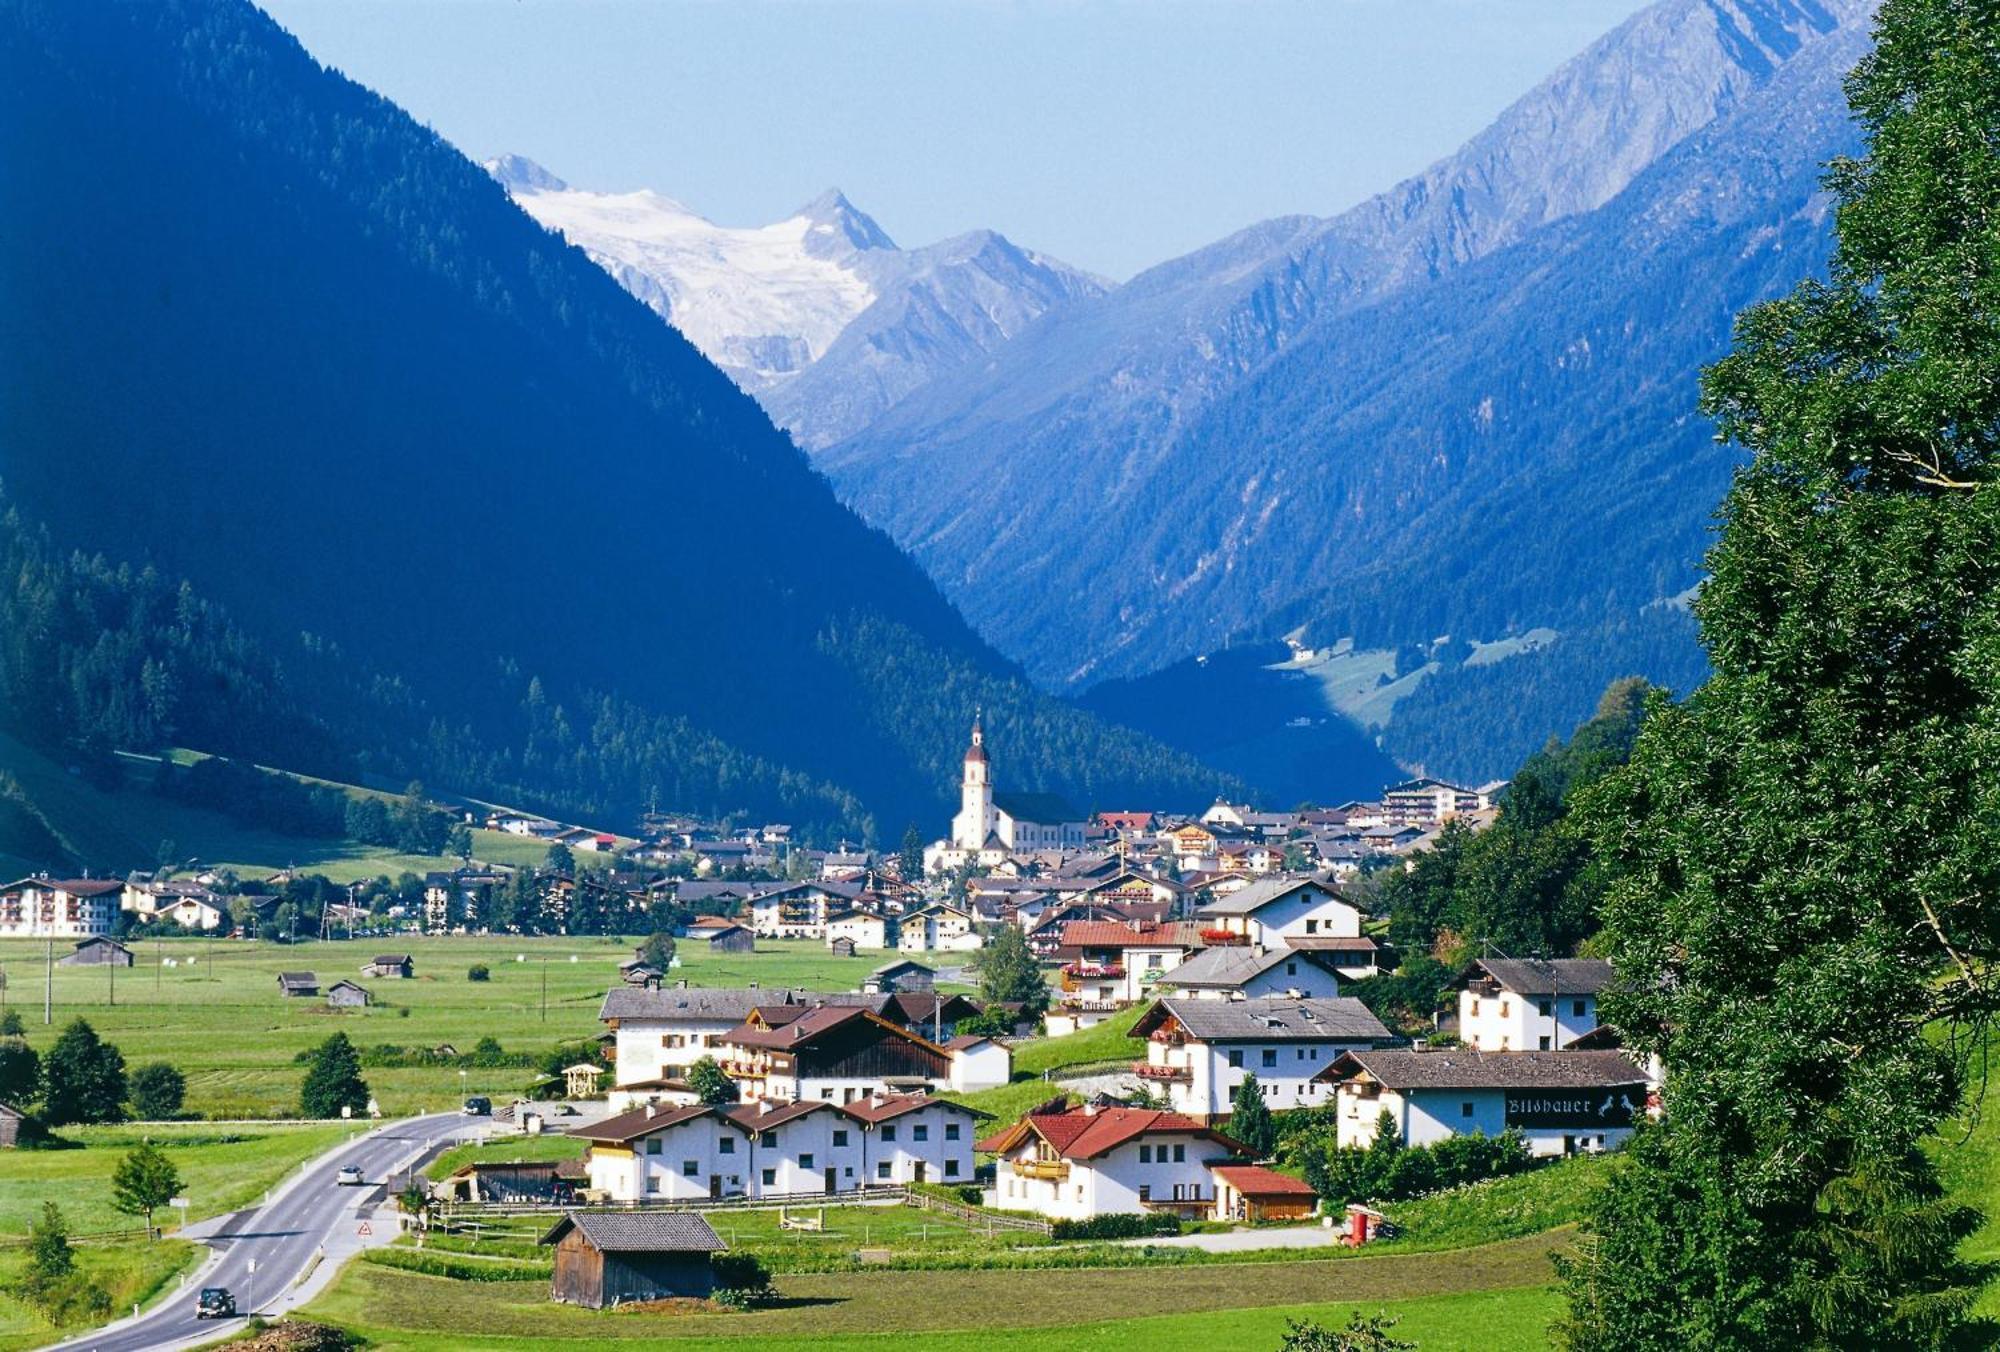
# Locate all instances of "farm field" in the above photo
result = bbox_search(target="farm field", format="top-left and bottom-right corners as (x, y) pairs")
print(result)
(0, 1121), (357, 1235)
(308, 1235), (1563, 1347)
(0, 936), (916, 1117)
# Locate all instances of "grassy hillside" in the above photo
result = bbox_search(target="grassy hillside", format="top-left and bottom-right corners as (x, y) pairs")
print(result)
(0, 730), (572, 881)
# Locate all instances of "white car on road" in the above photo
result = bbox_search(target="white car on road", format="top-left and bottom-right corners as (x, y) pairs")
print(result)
(335, 1165), (365, 1186)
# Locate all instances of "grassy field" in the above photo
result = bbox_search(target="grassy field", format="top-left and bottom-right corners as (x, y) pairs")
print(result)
(309, 1232), (1562, 1347)
(0, 936), (909, 1117)
(0, 1121), (357, 1235)
(0, 1237), (196, 1351)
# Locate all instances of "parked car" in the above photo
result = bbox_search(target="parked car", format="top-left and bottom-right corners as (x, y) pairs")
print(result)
(196, 1287), (236, 1319)
(335, 1165), (365, 1186)
(462, 1096), (491, 1116)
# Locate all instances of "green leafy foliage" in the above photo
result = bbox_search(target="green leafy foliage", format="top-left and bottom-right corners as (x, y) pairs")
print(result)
(1560, 5), (2000, 1345)
(39, 1018), (126, 1126)
(973, 925), (1049, 1021)
(1047, 1213), (1182, 1241)
(0, 1035), (40, 1106)
(1294, 1109), (1535, 1207)
(10, 1201), (109, 1325)
(1279, 1311), (1416, 1352)
(110, 1141), (181, 1233)
(298, 1032), (369, 1120)
(637, 932), (677, 970)
(1228, 1074), (1277, 1159)
(686, 1055), (737, 1107)
(127, 1062), (186, 1120)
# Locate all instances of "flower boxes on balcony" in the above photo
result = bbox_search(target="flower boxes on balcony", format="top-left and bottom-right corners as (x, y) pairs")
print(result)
(1061, 963), (1126, 978)
(1132, 1061), (1191, 1082)
(1200, 929), (1247, 946)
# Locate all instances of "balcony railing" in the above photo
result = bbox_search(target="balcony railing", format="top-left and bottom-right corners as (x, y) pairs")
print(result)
(1062, 963), (1125, 979)
(1058, 997), (1123, 1013)
(1132, 1061), (1191, 1082)
(1012, 1158), (1071, 1182)
(1139, 1191), (1211, 1211)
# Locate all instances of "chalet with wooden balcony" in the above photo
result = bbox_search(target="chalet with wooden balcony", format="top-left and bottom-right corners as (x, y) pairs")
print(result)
(978, 1099), (1247, 1221)
(715, 1003), (959, 1104)
(1129, 997), (1395, 1122)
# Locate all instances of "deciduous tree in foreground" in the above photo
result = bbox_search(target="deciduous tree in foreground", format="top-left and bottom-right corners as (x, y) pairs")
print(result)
(1559, 2), (2000, 1346)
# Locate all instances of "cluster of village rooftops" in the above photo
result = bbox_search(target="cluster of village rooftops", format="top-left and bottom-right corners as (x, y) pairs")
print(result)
(567, 938), (1648, 1225)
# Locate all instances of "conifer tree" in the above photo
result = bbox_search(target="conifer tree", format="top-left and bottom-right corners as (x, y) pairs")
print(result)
(299, 1031), (369, 1119)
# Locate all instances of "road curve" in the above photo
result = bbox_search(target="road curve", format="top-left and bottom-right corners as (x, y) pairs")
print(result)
(48, 1111), (480, 1352)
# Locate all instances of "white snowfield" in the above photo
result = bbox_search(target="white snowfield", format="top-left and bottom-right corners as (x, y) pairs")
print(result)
(487, 154), (1104, 449)
(509, 179), (877, 387)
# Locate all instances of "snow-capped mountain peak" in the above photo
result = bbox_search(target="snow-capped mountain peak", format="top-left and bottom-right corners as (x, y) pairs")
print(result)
(795, 188), (896, 256)
(488, 157), (1105, 446)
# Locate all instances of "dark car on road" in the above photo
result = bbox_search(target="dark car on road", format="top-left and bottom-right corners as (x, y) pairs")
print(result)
(196, 1287), (236, 1319)
(462, 1096), (491, 1116)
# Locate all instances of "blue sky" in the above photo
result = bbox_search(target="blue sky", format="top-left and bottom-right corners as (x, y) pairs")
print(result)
(256, 0), (1652, 280)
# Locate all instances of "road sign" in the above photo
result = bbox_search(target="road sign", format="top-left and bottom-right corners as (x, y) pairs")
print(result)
(356, 1220), (372, 1237)
(169, 1197), (190, 1210)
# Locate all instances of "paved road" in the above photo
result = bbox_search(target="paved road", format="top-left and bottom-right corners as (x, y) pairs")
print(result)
(51, 1112), (481, 1352)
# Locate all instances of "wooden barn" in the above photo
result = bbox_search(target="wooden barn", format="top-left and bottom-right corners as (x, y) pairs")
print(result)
(60, 936), (133, 967)
(541, 1211), (724, 1308)
(326, 979), (371, 1008)
(0, 1103), (24, 1148)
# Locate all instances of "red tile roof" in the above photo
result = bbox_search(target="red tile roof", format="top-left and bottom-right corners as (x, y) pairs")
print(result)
(842, 1093), (988, 1125)
(1060, 920), (1182, 950)
(567, 1103), (731, 1144)
(1210, 1164), (1316, 1198)
(1007, 1104), (1242, 1160)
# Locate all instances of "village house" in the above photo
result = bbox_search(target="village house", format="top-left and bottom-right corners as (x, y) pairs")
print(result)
(717, 1004), (958, 1104)
(1381, 777), (1502, 829)
(748, 882), (861, 940)
(893, 902), (981, 953)
(824, 910), (890, 951)
(1458, 958), (1614, 1051)
(543, 1211), (724, 1308)
(1319, 1048), (1649, 1157)
(276, 970), (320, 997)
(0, 878), (121, 938)
(599, 986), (843, 1109)
(569, 1092), (985, 1201)
(980, 1100), (1247, 1221)
(1130, 997), (1394, 1121)
(59, 935), (134, 967)
(1151, 942), (1343, 1001)
(1195, 876), (1363, 949)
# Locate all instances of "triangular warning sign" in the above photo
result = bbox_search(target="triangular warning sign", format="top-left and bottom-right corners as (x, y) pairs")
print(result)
(356, 1220), (372, 1237)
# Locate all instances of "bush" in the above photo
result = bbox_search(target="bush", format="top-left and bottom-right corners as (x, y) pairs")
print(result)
(1049, 1213), (1182, 1241)
(360, 1248), (550, 1281)
(128, 1062), (187, 1120)
(709, 1251), (774, 1305)
(467, 964), (490, 983)
(1303, 1110), (1538, 1205)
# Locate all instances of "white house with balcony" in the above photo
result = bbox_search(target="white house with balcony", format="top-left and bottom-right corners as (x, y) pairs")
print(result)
(978, 1101), (1245, 1221)
(0, 878), (120, 938)
(1457, 958), (1613, 1051)
(1319, 1048), (1648, 1158)
(1194, 876), (1361, 948)
(599, 985), (876, 1109)
(1128, 997), (1394, 1122)
(1151, 943), (1341, 1001)
(570, 1093), (985, 1201)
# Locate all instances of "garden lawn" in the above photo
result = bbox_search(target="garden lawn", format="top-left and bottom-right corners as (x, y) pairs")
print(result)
(0, 1121), (356, 1235)
(307, 1233), (1562, 1346)
(0, 936), (909, 1117)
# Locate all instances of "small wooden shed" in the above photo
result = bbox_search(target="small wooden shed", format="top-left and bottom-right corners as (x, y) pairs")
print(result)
(277, 971), (320, 998)
(542, 1211), (724, 1308)
(60, 936), (134, 967)
(0, 1102), (24, 1148)
(362, 954), (414, 978)
(828, 936), (857, 959)
(326, 979), (372, 1008)
(563, 1062), (604, 1098)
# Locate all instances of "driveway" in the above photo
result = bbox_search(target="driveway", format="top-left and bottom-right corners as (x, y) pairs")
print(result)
(1118, 1223), (1343, 1251)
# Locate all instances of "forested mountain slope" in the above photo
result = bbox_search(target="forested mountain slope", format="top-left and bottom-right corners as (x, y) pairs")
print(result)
(0, 0), (1233, 835)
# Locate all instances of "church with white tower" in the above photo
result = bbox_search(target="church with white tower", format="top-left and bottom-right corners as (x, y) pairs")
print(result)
(925, 715), (1087, 875)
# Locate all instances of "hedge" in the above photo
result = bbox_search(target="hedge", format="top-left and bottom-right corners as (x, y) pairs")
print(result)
(361, 1248), (551, 1282)
(1049, 1213), (1182, 1241)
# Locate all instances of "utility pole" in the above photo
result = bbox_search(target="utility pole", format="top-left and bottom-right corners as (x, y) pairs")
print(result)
(108, 948), (114, 1007)
(43, 935), (53, 1026)
(540, 957), (548, 1023)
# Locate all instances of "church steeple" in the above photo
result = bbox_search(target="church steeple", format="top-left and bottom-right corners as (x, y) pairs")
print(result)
(952, 711), (994, 849)
(964, 711), (988, 766)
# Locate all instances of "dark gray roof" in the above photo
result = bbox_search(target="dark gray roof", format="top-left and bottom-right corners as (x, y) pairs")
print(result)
(1155, 945), (1324, 990)
(1324, 1049), (1646, 1091)
(993, 791), (1083, 825)
(540, 1210), (725, 1253)
(1195, 876), (1331, 917)
(1473, 959), (1615, 997)
(597, 986), (880, 1023)
(1147, 997), (1391, 1043)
